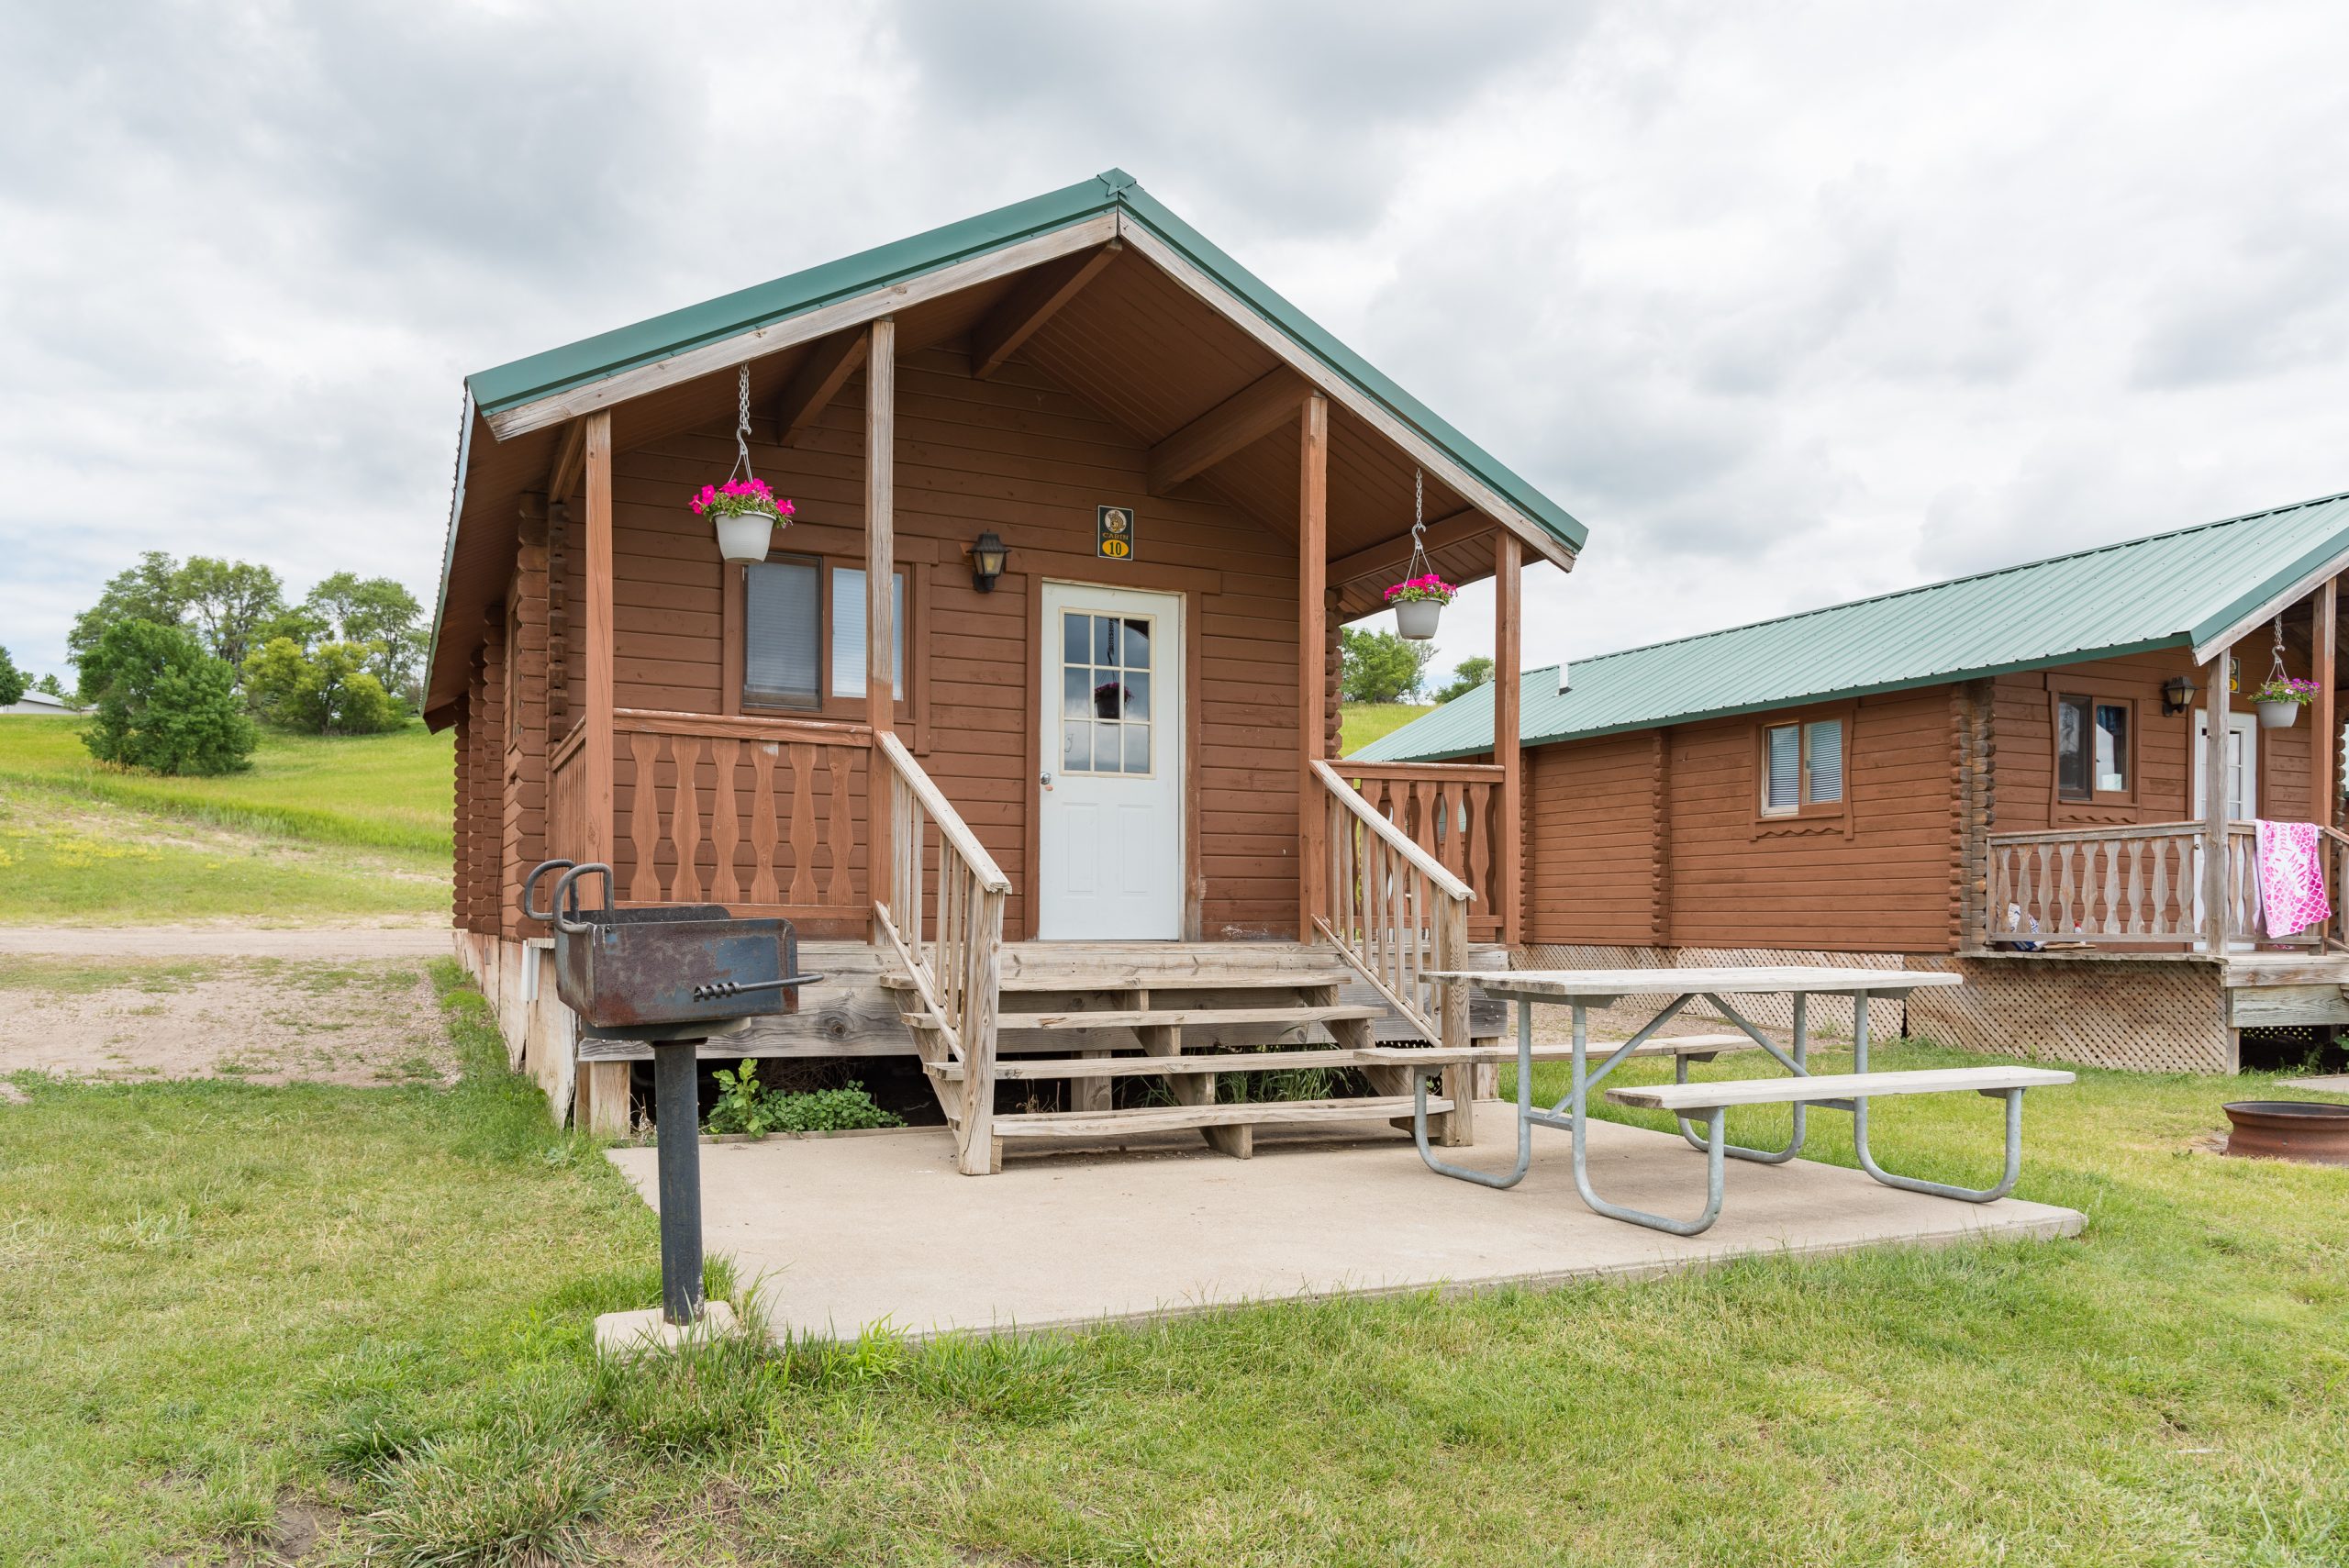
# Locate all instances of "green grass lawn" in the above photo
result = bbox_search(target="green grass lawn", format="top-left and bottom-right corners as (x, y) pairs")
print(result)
(0, 717), (450, 925)
(5, 968), (2343, 1564)
(1341, 701), (1435, 755)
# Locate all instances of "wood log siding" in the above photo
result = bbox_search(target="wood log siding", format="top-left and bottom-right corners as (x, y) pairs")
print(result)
(1339, 762), (1505, 940)
(610, 709), (871, 923)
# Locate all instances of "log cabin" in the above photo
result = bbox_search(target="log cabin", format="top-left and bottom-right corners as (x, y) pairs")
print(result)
(428, 171), (1583, 1171)
(1361, 490), (2349, 1074)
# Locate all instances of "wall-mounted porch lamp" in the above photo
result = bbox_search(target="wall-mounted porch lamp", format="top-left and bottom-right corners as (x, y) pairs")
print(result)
(2162, 673), (2198, 717)
(970, 530), (1009, 593)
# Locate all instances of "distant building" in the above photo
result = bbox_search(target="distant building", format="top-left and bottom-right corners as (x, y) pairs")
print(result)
(2, 689), (85, 716)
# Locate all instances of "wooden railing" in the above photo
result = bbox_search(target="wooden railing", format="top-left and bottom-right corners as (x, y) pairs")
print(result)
(547, 719), (590, 866)
(1336, 762), (1507, 940)
(874, 730), (1009, 1176)
(1311, 759), (1472, 1049)
(1984, 821), (2344, 951)
(611, 708), (870, 922)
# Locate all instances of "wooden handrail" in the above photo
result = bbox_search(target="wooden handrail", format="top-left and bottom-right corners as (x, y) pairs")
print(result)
(613, 706), (872, 747)
(1341, 761), (1505, 784)
(875, 732), (1011, 893)
(1311, 760), (1474, 903)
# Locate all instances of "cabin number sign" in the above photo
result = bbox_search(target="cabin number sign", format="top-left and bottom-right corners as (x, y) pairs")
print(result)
(1097, 506), (1135, 561)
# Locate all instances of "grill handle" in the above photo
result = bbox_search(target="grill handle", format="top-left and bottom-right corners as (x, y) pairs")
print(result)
(522, 859), (574, 923)
(691, 973), (828, 1004)
(551, 862), (614, 934)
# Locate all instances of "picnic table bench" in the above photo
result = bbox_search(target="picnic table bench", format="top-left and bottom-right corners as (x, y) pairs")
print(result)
(1406, 968), (2075, 1236)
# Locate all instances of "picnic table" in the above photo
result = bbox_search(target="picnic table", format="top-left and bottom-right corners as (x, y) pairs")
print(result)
(1383, 968), (2071, 1237)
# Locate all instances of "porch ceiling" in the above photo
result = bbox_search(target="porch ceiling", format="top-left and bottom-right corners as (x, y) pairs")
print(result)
(429, 232), (1542, 714)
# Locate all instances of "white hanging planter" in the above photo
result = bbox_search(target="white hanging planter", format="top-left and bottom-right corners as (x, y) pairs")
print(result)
(2255, 698), (2301, 729)
(1394, 600), (1442, 639)
(714, 511), (777, 563)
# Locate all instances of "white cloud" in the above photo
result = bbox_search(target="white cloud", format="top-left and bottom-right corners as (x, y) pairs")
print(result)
(4, 0), (2348, 699)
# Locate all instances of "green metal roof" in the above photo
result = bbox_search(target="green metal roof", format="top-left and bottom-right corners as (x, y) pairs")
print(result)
(1359, 489), (2349, 762)
(462, 169), (1586, 555)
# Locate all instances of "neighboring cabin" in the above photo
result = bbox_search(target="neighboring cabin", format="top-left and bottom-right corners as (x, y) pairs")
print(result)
(1361, 493), (2349, 1073)
(1, 692), (84, 717)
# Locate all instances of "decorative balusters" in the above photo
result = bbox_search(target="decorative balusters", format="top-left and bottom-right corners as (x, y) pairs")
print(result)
(1312, 761), (1473, 1047)
(1341, 763), (1506, 939)
(1985, 822), (2329, 949)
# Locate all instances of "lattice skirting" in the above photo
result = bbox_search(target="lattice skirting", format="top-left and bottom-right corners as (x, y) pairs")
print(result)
(1509, 944), (2234, 1073)
(1904, 953), (2232, 1074)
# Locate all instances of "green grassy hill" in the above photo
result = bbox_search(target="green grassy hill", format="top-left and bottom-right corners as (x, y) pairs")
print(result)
(0, 717), (451, 924)
(1340, 703), (1435, 756)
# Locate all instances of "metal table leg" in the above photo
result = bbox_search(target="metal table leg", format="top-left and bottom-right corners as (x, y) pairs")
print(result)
(1411, 995), (1533, 1188)
(1542, 999), (1731, 1237)
(1845, 996), (2027, 1202)
(651, 1038), (706, 1325)
(1675, 992), (1809, 1165)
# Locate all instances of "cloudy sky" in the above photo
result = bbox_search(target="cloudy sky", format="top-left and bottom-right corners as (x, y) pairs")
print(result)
(6, 1), (2348, 685)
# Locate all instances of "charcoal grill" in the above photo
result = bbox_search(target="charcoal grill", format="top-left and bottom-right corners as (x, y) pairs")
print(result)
(525, 860), (823, 1328)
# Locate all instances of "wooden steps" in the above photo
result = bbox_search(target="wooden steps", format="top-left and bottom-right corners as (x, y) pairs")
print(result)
(945, 1045), (1403, 1081)
(997, 1003), (1386, 1031)
(993, 1095), (1452, 1140)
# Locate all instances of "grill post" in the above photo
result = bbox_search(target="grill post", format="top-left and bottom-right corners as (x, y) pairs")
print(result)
(651, 1039), (705, 1325)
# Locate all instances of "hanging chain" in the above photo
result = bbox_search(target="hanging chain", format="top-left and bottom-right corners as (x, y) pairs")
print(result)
(1405, 468), (1433, 580)
(726, 363), (755, 485)
(2269, 614), (2290, 686)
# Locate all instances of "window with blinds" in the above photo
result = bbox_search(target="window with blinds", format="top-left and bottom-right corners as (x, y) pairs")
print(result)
(741, 557), (907, 711)
(743, 558), (820, 708)
(1761, 717), (1844, 816)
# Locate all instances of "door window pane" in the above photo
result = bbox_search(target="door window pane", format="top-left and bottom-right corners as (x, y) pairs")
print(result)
(1062, 721), (1091, 772)
(1122, 724), (1151, 773)
(743, 559), (820, 707)
(1764, 724), (1800, 811)
(830, 568), (905, 700)
(2093, 703), (2128, 793)
(1804, 719), (1843, 804)
(1063, 667), (1089, 717)
(1059, 606), (1157, 776)
(1093, 616), (1119, 665)
(2055, 695), (2091, 801)
(1124, 671), (1152, 721)
(1063, 612), (1089, 667)
(1121, 617), (1150, 668)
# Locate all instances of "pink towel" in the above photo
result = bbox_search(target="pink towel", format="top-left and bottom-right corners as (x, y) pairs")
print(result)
(2255, 819), (2330, 939)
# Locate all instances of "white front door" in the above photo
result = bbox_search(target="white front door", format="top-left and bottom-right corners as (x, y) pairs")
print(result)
(2191, 710), (2259, 819)
(1039, 582), (1184, 940)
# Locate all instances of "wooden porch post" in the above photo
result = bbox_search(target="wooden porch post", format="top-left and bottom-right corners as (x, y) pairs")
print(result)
(582, 410), (615, 879)
(577, 409), (629, 1136)
(1493, 530), (1523, 945)
(2202, 643), (2232, 952)
(866, 317), (896, 947)
(2317, 578), (2338, 827)
(1297, 393), (1329, 940)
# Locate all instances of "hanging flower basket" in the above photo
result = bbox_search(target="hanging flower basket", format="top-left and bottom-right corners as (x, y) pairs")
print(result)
(2252, 675), (2318, 729)
(1386, 573), (1458, 640)
(693, 480), (796, 563)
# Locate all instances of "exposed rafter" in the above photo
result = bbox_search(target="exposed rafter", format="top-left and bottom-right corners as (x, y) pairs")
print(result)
(544, 417), (587, 501)
(1328, 506), (1487, 586)
(777, 329), (869, 447)
(968, 241), (1120, 380)
(1146, 369), (1309, 495)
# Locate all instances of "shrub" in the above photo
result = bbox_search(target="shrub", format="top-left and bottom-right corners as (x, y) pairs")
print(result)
(0, 645), (25, 707)
(79, 619), (256, 775)
(1432, 654), (1495, 704)
(703, 1062), (902, 1136)
(241, 636), (401, 734)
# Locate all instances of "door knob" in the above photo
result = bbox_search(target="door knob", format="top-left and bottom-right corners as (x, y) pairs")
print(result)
(1041, 772), (1053, 790)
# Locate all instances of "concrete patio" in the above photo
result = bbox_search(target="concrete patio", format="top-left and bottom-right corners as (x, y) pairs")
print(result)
(607, 1102), (2085, 1341)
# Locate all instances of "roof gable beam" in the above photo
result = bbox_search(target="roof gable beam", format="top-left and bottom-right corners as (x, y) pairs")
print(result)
(1147, 369), (1310, 495)
(1329, 506), (1487, 589)
(479, 213), (1119, 440)
(544, 417), (587, 501)
(968, 241), (1120, 379)
(777, 328), (868, 447)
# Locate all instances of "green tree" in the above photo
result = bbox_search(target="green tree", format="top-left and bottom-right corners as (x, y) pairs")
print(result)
(1340, 627), (1436, 704)
(174, 556), (285, 671)
(305, 573), (425, 706)
(241, 637), (399, 735)
(1432, 655), (1495, 704)
(0, 646), (26, 707)
(69, 551), (187, 697)
(33, 673), (66, 699)
(80, 620), (256, 775)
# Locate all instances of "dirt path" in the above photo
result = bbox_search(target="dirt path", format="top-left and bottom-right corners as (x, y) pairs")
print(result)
(0, 922), (451, 959)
